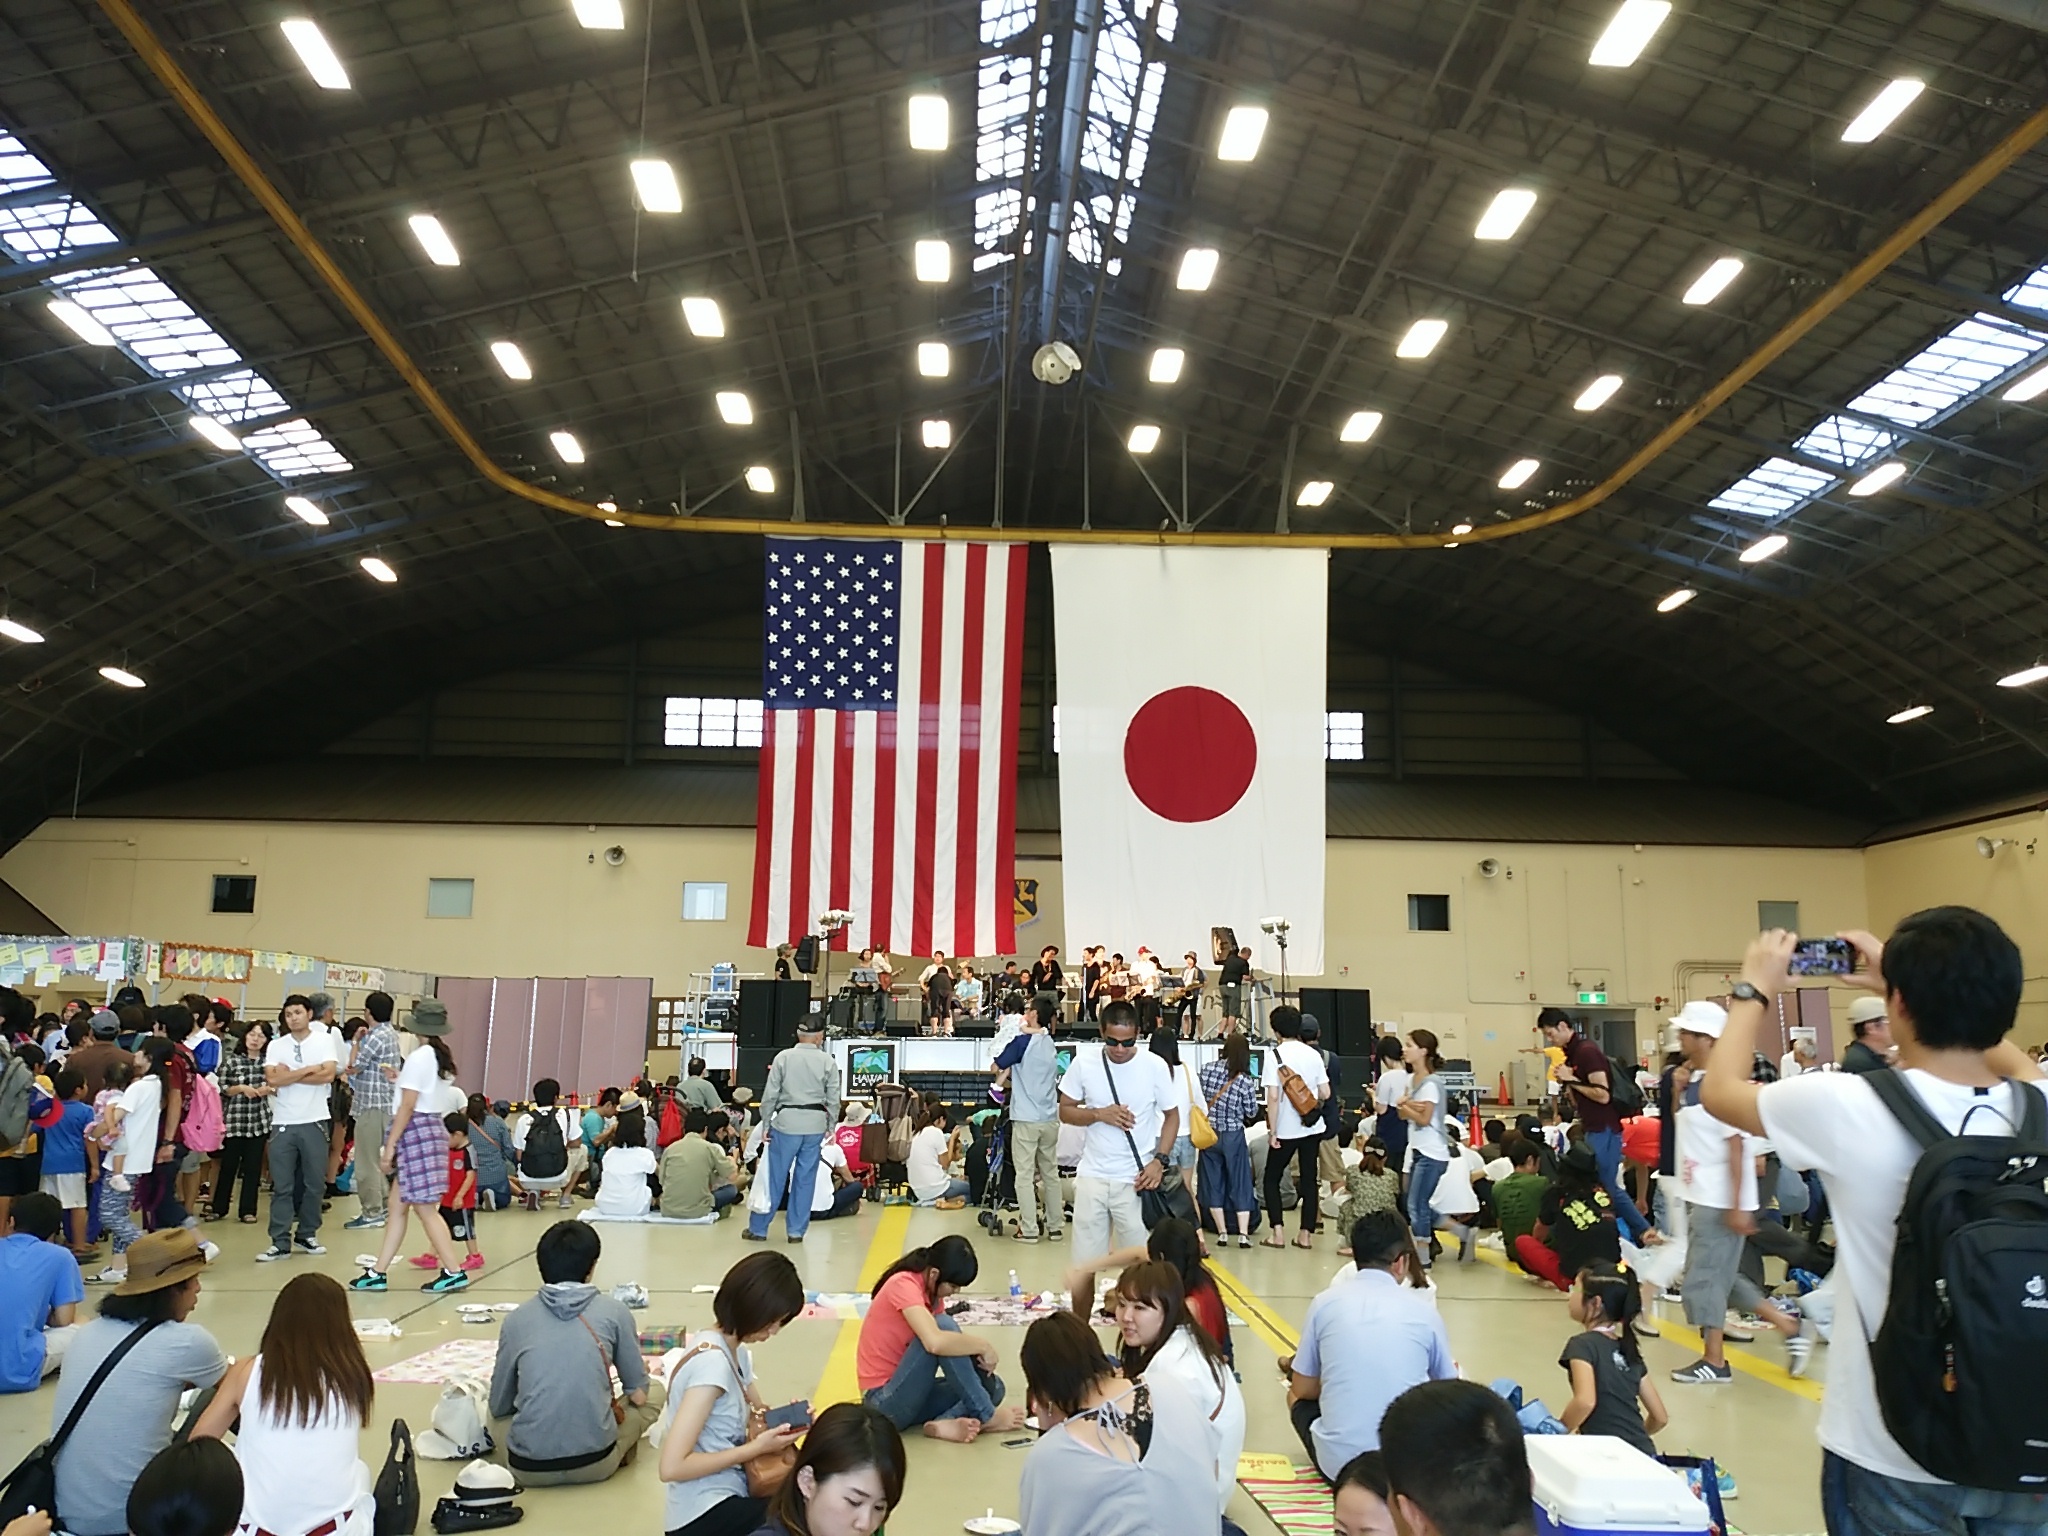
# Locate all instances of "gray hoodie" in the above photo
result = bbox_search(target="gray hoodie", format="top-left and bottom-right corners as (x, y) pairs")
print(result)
(489, 1281), (648, 1470)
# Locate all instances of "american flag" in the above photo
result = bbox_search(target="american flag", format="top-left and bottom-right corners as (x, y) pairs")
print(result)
(748, 537), (1028, 957)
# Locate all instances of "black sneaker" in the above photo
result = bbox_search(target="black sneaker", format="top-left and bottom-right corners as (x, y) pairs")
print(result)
(349, 1270), (389, 1291)
(254, 1243), (292, 1263)
(295, 1238), (326, 1255)
(423, 1269), (470, 1294)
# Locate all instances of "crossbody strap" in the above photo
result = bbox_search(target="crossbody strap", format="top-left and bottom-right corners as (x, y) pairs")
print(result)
(50, 1318), (165, 1456)
(1102, 1057), (1150, 1176)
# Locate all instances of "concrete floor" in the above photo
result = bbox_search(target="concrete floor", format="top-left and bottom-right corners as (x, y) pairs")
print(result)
(0, 1199), (1828, 1535)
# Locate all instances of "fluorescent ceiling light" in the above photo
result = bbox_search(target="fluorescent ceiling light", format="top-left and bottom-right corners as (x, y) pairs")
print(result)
(98, 665), (146, 689)
(1848, 460), (1906, 496)
(190, 415), (241, 451)
(1656, 588), (1696, 613)
(716, 390), (753, 425)
(1589, 0), (1671, 67)
(1148, 347), (1185, 384)
(359, 556), (398, 584)
(1497, 458), (1539, 490)
(284, 495), (329, 526)
(407, 214), (460, 266)
(598, 499), (622, 527)
(744, 466), (776, 494)
(2005, 363), (2048, 403)
(1474, 188), (1538, 241)
(1574, 373), (1623, 411)
(1451, 522), (1474, 536)
(916, 342), (950, 377)
(914, 240), (951, 283)
(907, 93), (949, 151)
(1682, 257), (1744, 305)
(1176, 247), (1218, 291)
(1127, 424), (1161, 454)
(1739, 532), (1789, 564)
(1339, 410), (1382, 444)
(571, 0), (625, 27)
(1886, 704), (1933, 725)
(921, 419), (952, 450)
(280, 19), (351, 89)
(604, 518), (624, 527)
(681, 296), (724, 338)
(1842, 78), (1926, 143)
(549, 430), (585, 463)
(629, 158), (683, 214)
(1997, 663), (2048, 689)
(47, 299), (116, 347)
(0, 619), (45, 645)
(489, 340), (531, 379)
(1295, 480), (1334, 508)
(1216, 106), (1268, 162)
(1396, 319), (1447, 358)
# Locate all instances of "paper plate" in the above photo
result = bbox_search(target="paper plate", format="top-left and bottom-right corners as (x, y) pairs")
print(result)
(963, 1519), (1020, 1535)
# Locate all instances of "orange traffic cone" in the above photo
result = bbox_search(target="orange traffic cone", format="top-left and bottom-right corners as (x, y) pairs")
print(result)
(1497, 1071), (1511, 1105)
(1469, 1104), (1484, 1146)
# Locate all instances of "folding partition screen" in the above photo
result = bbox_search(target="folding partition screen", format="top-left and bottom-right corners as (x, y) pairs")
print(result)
(436, 975), (653, 1102)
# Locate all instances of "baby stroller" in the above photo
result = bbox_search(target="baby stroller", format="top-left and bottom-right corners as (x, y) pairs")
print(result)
(974, 1087), (1013, 1235)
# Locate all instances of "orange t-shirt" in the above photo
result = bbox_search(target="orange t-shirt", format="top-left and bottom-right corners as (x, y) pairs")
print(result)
(856, 1271), (930, 1390)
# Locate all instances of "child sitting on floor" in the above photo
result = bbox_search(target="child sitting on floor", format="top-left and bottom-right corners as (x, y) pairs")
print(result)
(1558, 1261), (1666, 1455)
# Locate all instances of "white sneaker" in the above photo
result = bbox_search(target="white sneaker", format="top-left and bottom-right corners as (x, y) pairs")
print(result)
(91, 1266), (126, 1285)
(1786, 1320), (1817, 1378)
(199, 1241), (221, 1264)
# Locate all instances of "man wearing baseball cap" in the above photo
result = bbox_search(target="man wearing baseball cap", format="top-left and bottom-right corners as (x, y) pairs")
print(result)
(1842, 996), (1893, 1075)
(51, 1229), (227, 1536)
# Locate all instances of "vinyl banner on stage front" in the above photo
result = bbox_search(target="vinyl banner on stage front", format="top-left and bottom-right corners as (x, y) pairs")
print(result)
(1050, 546), (1327, 976)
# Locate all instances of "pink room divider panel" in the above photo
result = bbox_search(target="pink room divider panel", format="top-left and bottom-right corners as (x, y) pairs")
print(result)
(530, 978), (583, 1096)
(435, 980), (495, 1099)
(437, 975), (651, 1102)
(577, 978), (653, 1095)
(481, 978), (536, 1104)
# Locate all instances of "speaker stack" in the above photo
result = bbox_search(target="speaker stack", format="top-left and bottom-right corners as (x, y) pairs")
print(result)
(1301, 986), (1375, 1097)
(738, 979), (811, 1048)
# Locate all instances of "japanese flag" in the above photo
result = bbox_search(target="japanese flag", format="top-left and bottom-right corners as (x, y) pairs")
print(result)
(1051, 546), (1327, 975)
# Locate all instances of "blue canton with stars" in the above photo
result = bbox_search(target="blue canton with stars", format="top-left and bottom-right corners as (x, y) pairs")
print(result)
(763, 539), (902, 710)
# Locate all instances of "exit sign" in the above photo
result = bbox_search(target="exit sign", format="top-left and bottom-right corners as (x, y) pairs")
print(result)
(1577, 990), (1607, 1006)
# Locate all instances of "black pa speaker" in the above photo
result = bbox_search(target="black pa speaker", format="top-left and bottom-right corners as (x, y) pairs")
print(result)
(1301, 987), (1375, 1056)
(793, 935), (819, 974)
(738, 979), (811, 1047)
(736, 1046), (777, 1090)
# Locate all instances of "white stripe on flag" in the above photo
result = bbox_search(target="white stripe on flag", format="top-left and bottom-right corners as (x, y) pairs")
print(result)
(848, 710), (878, 946)
(972, 550), (1012, 952)
(766, 708), (800, 946)
(808, 710), (837, 936)
(889, 547), (926, 956)
(930, 545), (966, 951)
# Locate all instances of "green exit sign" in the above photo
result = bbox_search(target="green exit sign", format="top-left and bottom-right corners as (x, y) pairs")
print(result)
(1577, 990), (1607, 1006)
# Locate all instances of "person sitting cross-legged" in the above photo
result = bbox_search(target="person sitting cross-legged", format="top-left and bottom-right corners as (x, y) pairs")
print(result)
(0, 1191), (83, 1392)
(488, 1220), (662, 1484)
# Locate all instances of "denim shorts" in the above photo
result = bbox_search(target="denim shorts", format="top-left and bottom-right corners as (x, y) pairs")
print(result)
(1170, 1135), (1195, 1169)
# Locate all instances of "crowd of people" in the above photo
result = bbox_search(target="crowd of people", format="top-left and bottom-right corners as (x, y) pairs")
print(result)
(0, 900), (2041, 1536)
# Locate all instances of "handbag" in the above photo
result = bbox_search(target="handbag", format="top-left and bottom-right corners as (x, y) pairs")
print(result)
(1104, 1058), (1198, 1230)
(373, 1419), (421, 1536)
(673, 1339), (796, 1498)
(580, 1319), (627, 1427)
(1185, 1065), (1218, 1152)
(0, 1318), (163, 1525)
(1277, 1059), (1320, 1119)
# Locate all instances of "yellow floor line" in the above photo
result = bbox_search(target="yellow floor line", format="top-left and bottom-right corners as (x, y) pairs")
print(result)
(1208, 1258), (1301, 1357)
(811, 1205), (912, 1409)
(1468, 1241), (1823, 1402)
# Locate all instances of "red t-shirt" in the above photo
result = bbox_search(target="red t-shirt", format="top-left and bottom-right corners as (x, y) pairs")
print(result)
(444, 1145), (476, 1209)
(1184, 1274), (1228, 1351)
(856, 1271), (930, 1391)
(1620, 1114), (1660, 1166)
(834, 1123), (868, 1173)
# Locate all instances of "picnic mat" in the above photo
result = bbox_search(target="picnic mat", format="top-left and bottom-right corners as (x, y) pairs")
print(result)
(1237, 1462), (1334, 1536)
(373, 1337), (500, 1385)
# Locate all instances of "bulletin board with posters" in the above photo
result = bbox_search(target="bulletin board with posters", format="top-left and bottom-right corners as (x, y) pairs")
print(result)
(158, 944), (255, 984)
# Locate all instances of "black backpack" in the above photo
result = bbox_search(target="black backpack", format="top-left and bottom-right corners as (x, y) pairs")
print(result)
(520, 1109), (568, 1181)
(1606, 1062), (1645, 1116)
(1866, 1070), (2048, 1491)
(0, 1319), (163, 1524)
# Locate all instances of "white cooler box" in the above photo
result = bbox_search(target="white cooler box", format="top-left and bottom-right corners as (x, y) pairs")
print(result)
(1527, 1437), (1710, 1536)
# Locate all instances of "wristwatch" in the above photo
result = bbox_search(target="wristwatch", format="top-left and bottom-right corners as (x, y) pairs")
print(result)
(1728, 981), (1771, 1008)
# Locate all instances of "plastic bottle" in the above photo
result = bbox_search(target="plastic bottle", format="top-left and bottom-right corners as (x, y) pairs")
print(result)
(1008, 1268), (1022, 1298)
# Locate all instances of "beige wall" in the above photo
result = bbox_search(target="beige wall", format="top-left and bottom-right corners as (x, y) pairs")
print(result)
(1, 816), (1877, 1089)
(1864, 806), (2048, 1045)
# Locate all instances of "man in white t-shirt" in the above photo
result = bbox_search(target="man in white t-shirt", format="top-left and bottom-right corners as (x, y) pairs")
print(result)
(811, 1137), (861, 1220)
(1666, 1000), (1807, 1385)
(1701, 913), (2048, 1533)
(1057, 999), (1178, 1270)
(260, 993), (340, 1260)
(1264, 1004), (1332, 1249)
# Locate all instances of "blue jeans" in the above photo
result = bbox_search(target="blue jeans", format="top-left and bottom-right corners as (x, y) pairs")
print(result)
(1585, 1127), (1649, 1241)
(861, 1313), (1006, 1428)
(1822, 1451), (2047, 1536)
(748, 1129), (823, 1239)
(713, 1183), (741, 1211)
(919, 1178), (969, 1206)
(1407, 1155), (1446, 1263)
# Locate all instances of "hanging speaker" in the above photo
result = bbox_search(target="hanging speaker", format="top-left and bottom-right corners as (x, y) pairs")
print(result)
(793, 935), (819, 974)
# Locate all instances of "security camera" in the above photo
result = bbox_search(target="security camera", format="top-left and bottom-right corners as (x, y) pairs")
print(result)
(603, 845), (626, 866)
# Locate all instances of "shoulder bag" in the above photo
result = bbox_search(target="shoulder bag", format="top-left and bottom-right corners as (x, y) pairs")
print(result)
(1185, 1064), (1218, 1152)
(673, 1339), (796, 1498)
(1276, 1046), (1320, 1119)
(1104, 1058), (1197, 1230)
(373, 1418), (420, 1536)
(580, 1318), (628, 1427)
(0, 1319), (165, 1524)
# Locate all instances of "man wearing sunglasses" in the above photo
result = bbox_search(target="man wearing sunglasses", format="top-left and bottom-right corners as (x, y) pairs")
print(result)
(1057, 999), (1179, 1269)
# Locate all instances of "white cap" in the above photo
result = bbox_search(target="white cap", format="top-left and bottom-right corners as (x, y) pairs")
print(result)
(1847, 996), (1889, 1027)
(1668, 1000), (1728, 1039)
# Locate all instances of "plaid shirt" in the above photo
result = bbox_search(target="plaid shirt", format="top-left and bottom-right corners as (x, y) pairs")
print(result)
(1198, 1060), (1262, 1135)
(348, 1023), (400, 1115)
(219, 1050), (272, 1140)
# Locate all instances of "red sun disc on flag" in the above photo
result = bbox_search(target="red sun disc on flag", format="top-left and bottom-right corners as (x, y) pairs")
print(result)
(1123, 686), (1257, 822)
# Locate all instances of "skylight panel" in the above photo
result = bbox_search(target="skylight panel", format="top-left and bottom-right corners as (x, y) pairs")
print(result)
(1845, 316), (2046, 427)
(0, 134), (56, 194)
(243, 417), (352, 478)
(971, 7), (1045, 259)
(0, 199), (119, 262)
(1707, 457), (1835, 517)
(1792, 414), (1898, 468)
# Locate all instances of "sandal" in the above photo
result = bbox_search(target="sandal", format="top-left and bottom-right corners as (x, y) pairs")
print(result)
(1294, 1232), (1316, 1249)
(1260, 1235), (1286, 1248)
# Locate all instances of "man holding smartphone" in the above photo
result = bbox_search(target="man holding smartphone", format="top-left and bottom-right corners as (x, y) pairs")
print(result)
(1537, 1008), (1651, 1243)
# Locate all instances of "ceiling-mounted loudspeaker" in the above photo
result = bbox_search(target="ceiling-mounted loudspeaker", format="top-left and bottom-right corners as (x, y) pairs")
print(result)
(1032, 340), (1081, 385)
(1977, 836), (2010, 859)
(1478, 858), (1502, 878)
(604, 844), (626, 866)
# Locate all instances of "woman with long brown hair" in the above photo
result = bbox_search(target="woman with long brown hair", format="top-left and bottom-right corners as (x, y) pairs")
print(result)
(191, 1272), (376, 1536)
(749, 1402), (904, 1536)
(1109, 1261), (1243, 1517)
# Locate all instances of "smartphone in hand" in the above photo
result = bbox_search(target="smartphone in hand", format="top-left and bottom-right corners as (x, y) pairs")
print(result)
(1788, 937), (1854, 977)
(764, 1401), (813, 1432)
